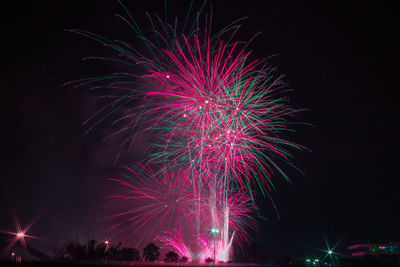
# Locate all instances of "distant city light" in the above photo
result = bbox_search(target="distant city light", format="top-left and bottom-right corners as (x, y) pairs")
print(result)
(17, 232), (25, 238)
(328, 250), (333, 254)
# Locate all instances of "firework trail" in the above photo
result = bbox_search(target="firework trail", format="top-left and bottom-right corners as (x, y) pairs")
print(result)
(104, 164), (258, 251)
(102, 164), (197, 246)
(72, 1), (305, 262)
(156, 229), (192, 261)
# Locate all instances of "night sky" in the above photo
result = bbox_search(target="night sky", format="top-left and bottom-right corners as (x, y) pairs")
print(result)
(1, 0), (398, 262)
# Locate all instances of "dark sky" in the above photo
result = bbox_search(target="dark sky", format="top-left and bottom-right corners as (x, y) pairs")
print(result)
(1, 0), (398, 262)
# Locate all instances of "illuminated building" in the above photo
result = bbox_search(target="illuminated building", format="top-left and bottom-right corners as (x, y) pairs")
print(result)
(348, 242), (400, 257)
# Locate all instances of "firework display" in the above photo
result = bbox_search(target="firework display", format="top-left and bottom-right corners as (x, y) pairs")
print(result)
(73, 2), (303, 263)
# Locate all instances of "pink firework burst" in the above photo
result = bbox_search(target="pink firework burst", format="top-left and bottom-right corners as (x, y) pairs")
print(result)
(145, 36), (303, 195)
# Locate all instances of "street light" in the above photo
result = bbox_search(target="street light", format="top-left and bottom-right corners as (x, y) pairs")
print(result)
(211, 227), (219, 234)
(17, 232), (25, 238)
(211, 227), (219, 263)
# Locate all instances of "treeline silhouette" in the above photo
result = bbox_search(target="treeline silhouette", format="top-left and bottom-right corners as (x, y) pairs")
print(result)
(51, 239), (188, 263)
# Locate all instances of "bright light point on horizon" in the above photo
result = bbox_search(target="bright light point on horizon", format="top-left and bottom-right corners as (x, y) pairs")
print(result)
(17, 232), (24, 238)
(328, 250), (333, 254)
(166, 75), (170, 78)
(205, 100), (209, 104)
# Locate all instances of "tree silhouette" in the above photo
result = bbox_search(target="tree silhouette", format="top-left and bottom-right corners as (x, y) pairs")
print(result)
(164, 250), (179, 262)
(105, 242), (122, 261)
(93, 242), (107, 259)
(52, 240), (108, 261)
(181, 256), (189, 263)
(143, 243), (160, 262)
(64, 241), (86, 259)
(205, 257), (214, 263)
(51, 240), (145, 263)
(119, 247), (141, 261)
(87, 239), (96, 258)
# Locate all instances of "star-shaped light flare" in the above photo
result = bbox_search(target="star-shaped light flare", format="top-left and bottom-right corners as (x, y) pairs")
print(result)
(0, 213), (38, 252)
